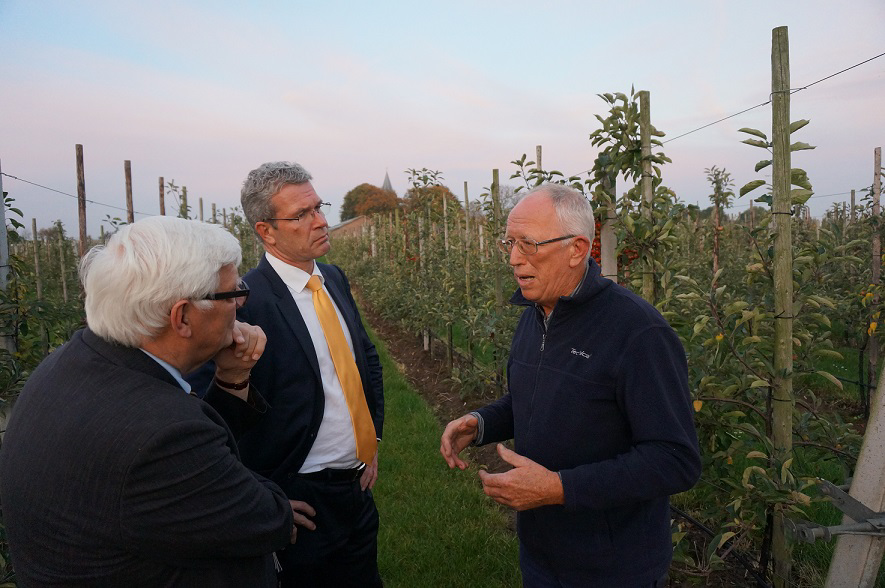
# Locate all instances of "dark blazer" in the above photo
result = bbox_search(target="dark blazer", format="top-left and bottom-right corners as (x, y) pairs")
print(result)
(205, 257), (384, 484)
(0, 328), (294, 588)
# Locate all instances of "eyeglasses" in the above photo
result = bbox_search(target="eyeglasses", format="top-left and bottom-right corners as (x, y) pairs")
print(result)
(496, 235), (576, 256)
(266, 202), (331, 224)
(202, 279), (250, 308)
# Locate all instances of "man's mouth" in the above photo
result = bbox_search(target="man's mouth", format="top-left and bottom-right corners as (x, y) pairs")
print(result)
(515, 274), (535, 286)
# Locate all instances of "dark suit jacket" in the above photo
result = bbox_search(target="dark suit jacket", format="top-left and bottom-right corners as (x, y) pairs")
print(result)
(205, 258), (384, 485)
(0, 328), (293, 588)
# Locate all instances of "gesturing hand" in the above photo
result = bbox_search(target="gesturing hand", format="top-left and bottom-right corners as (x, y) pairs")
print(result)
(478, 444), (564, 511)
(440, 414), (479, 470)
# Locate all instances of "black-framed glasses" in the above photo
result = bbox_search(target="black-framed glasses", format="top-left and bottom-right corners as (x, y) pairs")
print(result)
(266, 201), (331, 224)
(496, 234), (576, 256)
(203, 279), (250, 308)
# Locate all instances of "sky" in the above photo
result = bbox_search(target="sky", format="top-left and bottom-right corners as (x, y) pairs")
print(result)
(1, 0), (883, 237)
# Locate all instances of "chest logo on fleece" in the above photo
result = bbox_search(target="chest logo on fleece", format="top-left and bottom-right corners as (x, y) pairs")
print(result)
(570, 348), (591, 359)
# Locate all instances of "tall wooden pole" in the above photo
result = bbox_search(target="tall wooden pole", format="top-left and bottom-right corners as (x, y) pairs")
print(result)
(124, 160), (134, 224)
(158, 177), (166, 216)
(600, 174), (617, 280)
(492, 169), (503, 389)
(181, 186), (188, 219)
(199, 197), (204, 221)
(639, 90), (655, 302)
(463, 181), (471, 307)
(0, 162), (13, 354)
(31, 219), (43, 301)
(76, 144), (87, 258)
(851, 189), (857, 225)
(57, 222), (69, 303)
(536, 145), (542, 175)
(770, 25), (794, 588)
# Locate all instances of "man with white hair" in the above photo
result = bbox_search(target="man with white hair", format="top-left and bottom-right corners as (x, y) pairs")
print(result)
(441, 184), (701, 587)
(0, 216), (309, 587)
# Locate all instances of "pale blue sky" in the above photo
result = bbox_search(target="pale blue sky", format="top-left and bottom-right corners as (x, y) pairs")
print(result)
(2, 1), (883, 235)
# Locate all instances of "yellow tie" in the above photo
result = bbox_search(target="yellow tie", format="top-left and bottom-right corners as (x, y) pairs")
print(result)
(306, 275), (377, 464)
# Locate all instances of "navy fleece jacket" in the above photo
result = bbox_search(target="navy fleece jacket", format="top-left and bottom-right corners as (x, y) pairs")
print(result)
(476, 259), (701, 585)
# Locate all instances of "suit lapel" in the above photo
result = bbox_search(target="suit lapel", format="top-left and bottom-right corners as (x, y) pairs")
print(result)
(255, 258), (322, 380)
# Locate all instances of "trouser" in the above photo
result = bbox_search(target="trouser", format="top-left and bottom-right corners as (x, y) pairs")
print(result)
(277, 472), (382, 588)
(519, 543), (669, 588)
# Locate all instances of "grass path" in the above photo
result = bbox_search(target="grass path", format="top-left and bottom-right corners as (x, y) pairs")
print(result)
(367, 325), (521, 587)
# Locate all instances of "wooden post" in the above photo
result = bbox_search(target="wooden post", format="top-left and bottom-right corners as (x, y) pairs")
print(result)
(124, 160), (134, 224)
(492, 169), (503, 309)
(639, 90), (655, 302)
(443, 194), (449, 251)
(76, 145), (87, 257)
(770, 26), (794, 588)
(370, 223), (376, 257)
(199, 197), (204, 221)
(31, 219), (43, 301)
(463, 181), (471, 307)
(600, 173), (618, 280)
(57, 222), (69, 303)
(159, 176), (166, 216)
(32, 218), (48, 355)
(212, 203), (217, 224)
(0, 162), (13, 354)
(536, 145), (543, 174)
(492, 169), (504, 388)
(851, 189), (857, 225)
(181, 186), (189, 219)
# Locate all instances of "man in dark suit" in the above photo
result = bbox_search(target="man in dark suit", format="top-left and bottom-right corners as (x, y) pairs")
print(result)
(0, 216), (309, 587)
(209, 161), (384, 587)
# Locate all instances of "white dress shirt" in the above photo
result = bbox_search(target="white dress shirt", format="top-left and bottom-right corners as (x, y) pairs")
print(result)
(265, 252), (361, 472)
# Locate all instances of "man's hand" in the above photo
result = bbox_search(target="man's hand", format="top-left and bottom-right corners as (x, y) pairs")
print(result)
(213, 321), (266, 399)
(289, 500), (316, 544)
(360, 449), (379, 491)
(478, 444), (565, 511)
(440, 414), (479, 470)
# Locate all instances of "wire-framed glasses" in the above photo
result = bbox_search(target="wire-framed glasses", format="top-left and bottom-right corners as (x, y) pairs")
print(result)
(496, 234), (576, 256)
(266, 202), (331, 223)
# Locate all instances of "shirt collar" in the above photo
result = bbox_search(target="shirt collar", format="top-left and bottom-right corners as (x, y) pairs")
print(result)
(265, 252), (323, 292)
(140, 349), (192, 394)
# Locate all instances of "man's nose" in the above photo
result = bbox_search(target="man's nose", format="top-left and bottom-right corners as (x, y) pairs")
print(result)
(314, 211), (328, 229)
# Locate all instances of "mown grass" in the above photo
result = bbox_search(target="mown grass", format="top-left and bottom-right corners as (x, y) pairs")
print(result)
(367, 325), (521, 587)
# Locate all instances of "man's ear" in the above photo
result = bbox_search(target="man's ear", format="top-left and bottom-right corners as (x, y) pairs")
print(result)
(254, 221), (274, 246)
(569, 236), (591, 268)
(170, 299), (193, 338)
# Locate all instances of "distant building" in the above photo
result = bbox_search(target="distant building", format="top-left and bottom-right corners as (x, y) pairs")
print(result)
(329, 215), (370, 239)
(381, 171), (395, 194)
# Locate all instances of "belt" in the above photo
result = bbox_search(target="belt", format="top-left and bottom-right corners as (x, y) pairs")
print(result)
(296, 464), (365, 483)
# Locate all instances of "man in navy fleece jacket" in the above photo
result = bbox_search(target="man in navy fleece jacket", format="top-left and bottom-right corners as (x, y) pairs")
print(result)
(441, 184), (701, 587)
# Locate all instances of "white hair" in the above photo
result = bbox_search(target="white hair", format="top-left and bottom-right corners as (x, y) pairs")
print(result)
(521, 183), (596, 261)
(80, 216), (242, 347)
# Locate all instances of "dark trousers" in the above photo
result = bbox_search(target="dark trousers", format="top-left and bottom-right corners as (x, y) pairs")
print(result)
(519, 543), (668, 588)
(278, 476), (382, 588)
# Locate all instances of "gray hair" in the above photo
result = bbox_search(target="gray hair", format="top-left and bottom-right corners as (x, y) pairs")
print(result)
(522, 183), (596, 251)
(241, 161), (313, 232)
(80, 216), (242, 347)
